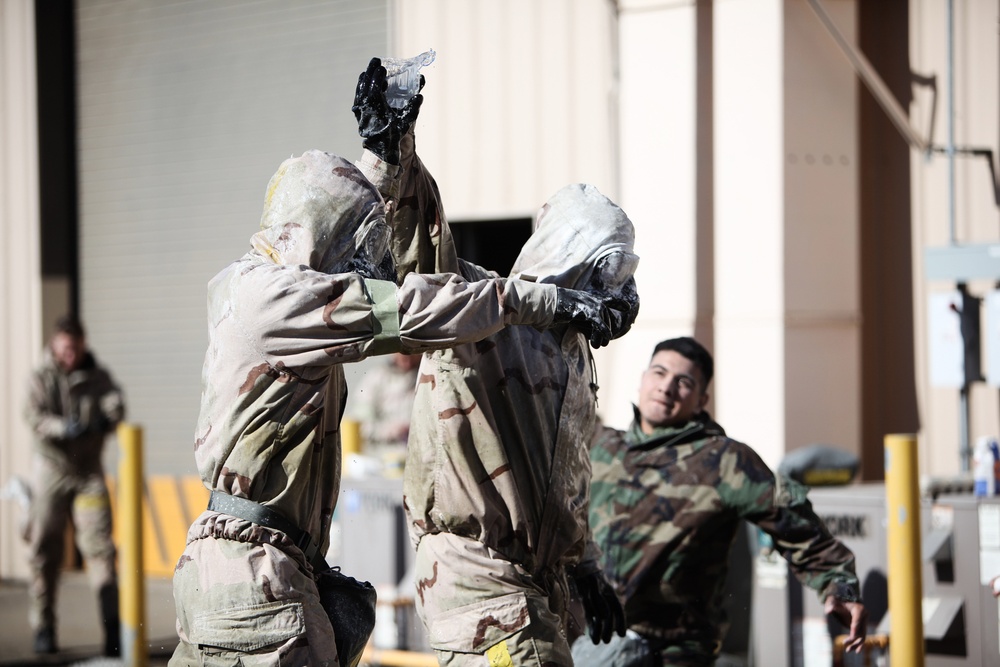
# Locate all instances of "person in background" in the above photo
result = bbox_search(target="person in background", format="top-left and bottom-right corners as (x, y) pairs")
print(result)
(580, 336), (868, 666)
(24, 315), (125, 656)
(346, 352), (420, 462)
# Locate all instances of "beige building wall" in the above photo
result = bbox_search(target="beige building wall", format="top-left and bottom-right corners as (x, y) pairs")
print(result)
(910, 0), (1000, 476)
(0, 0), (42, 581)
(396, 0), (619, 218)
(607, 0), (715, 429)
(5, 0), (997, 581)
(714, 0), (860, 468)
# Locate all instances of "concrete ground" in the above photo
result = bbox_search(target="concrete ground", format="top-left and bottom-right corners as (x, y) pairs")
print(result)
(0, 573), (176, 667)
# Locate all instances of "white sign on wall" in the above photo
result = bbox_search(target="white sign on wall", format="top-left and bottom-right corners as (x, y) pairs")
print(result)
(928, 290), (964, 388)
(985, 291), (1000, 386)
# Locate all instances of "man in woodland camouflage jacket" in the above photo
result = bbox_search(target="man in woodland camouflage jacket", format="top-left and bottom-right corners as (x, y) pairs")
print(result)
(169, 60), (630, 667)
(582, 337), (867, 666)
(380, 74), (640, 664)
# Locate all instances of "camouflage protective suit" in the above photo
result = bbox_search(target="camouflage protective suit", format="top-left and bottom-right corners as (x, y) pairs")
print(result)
(24, 348), (125, 639)
(396, 139), (639, 666)
(588, 412), (861, 666)
(170, 149), (565, 667)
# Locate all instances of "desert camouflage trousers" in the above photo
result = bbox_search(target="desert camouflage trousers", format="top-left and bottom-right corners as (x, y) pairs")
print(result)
(413, 532), (574, 667)
(27, 455), (116, 631)
(170, 513), (340, 667)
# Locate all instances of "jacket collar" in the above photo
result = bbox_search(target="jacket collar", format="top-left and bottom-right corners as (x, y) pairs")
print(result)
(625, 407), (725, 450)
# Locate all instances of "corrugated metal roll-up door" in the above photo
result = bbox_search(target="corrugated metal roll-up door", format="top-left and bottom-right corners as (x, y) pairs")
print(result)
(76, 0), (389, 475)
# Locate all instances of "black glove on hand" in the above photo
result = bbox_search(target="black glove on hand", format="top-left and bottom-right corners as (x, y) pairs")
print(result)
(352, 57), (423, 164)
(64, 418), (84, 440)
(606, 277), (640, 341)
(576, 571), (626, 645)
(554, 288), (632, 349)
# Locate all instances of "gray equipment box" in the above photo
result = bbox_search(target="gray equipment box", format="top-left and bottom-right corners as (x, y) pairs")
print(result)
(328, 476), (429, 651)
(751, 483), (1000, 665)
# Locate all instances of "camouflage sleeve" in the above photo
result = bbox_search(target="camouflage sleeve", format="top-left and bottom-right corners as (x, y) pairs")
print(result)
(736, 447), (861, 601)
(354, 148), (401, 206)
(238, 264), (556, 366)
(585, 426), (627, 575)
(573, 539), (604, 576)
(237, 266), (381, 367)
(24, 371), (68, 440)
(96, 367), (126, 431)
(396, 273), (557, 349)
(386, 129), (460, 280)
(578, 422), (620, 575)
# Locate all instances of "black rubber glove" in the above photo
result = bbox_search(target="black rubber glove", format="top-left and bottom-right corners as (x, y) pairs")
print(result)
(606, 277), (640, 341)
(554, 288), (632, 349)
(352, 57), (423, 164)
(64, 417), (84, 440)
(576, 571), (626, 644)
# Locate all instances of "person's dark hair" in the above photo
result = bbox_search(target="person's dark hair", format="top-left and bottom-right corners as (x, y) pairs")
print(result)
(652, 337), (714, 387)
(53, 315), (85, 340)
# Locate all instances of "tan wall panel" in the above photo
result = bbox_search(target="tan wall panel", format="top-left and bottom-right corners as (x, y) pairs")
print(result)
(0, 0), (43, 580)
(714, 0), (786, 467)
(783, 0), (860, 457)
(605, 0), (704, 430)
(397, 0), (619, 220)
(910, 0), (1000, 475)
(715, 0), (860, 468)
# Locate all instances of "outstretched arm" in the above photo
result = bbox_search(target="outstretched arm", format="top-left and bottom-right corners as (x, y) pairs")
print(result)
(352, 58), (458, 282)
(825, 596), (868, 653)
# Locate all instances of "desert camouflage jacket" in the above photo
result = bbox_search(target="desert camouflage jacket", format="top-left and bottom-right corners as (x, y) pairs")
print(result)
(589, 411), (860, 660)
(189, 149), (558, 566)
(25, 349), (125, 474)
(397, 134), (639, 581)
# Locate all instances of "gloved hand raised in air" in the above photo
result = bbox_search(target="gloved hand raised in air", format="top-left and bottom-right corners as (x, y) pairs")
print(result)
(553, 288), (634, 349)
(352, 57), (423, 165)
(575, 570), (626, 644)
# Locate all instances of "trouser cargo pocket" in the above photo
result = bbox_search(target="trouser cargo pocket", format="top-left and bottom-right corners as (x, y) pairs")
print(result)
(426, 591), (530, 654)
(189, 599), (305, 666)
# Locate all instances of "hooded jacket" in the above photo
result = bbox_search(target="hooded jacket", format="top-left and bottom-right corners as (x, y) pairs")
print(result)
(401, 164), (639, 581)
(184, 149), (560, 570)
(25, 348), (125, 474)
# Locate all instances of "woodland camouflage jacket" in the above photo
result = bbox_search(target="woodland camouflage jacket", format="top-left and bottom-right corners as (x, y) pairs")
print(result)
(589, 411), (860, 661)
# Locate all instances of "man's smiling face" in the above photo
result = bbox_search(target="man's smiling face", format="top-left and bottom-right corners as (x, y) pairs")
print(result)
(637, 350), (709, 434)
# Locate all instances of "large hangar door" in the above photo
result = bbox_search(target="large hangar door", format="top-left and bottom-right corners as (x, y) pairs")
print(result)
(75, 0), (390, 475)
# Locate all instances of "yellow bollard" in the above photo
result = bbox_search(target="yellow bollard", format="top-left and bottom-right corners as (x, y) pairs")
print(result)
(117, 423), (148, 667)
(884, 434), (924, 666)
(341, 419), (362, 476)
(342, 418), (362, 456)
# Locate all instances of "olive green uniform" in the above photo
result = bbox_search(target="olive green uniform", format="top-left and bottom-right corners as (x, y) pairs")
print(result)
(588, 413), (861, 666)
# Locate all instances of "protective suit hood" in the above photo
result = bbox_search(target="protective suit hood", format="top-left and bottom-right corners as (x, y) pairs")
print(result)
(510, 183), (638, 293)
(250, 150), (389, 276)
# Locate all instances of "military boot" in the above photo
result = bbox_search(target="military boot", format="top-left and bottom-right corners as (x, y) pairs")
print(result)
(99, 583), (121, 657)
(33, 626), (57, 654)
